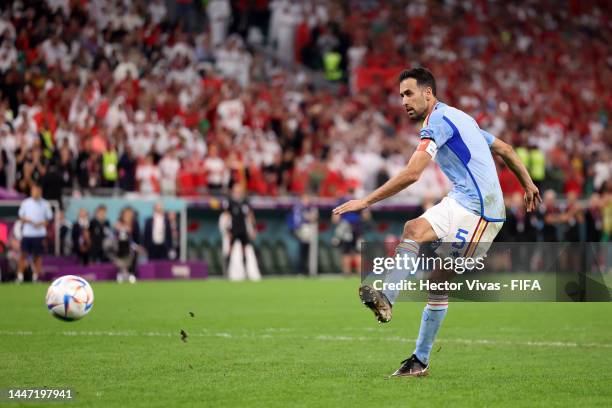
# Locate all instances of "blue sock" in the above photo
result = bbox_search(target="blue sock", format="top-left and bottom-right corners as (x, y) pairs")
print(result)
(414, 297), (448, 365)
(381, 239), (419, 304)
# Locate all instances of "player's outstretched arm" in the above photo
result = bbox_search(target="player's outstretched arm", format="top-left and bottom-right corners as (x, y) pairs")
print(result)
(490, 139), (542, 212)
(333, 150), (431, 215)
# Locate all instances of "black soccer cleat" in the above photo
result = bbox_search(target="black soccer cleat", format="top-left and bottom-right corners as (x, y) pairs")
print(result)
(359, 284), (392, 323)
(391, 354), (429, 377)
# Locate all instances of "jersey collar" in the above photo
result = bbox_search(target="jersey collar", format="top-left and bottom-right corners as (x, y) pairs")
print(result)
(422, 101), (441, 127)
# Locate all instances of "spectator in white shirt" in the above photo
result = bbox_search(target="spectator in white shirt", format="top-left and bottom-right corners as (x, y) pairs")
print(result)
(0, 37), (17, 73)
(203, 144), (227, 193)
(131, 125), (155, 159)
(593, 151), (610, 192)
(270, 2), (300, 63)
(207, 0), (231, 47)
(215, 36), (252, 87)
(136, 154), (160, 195)
(148, 0), (167, 25)
(17, 183), (53, 282)
(159, 149), (180, 196)
(217, 93), (245, 134)
(40, 32), (69, 69)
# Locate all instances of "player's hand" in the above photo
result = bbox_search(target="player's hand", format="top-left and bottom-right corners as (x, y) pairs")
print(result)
(333, 199), (368, 215)
(524, 185), (542, 212)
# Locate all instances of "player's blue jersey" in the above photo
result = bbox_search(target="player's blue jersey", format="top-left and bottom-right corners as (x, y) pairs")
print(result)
(420, 101), (505, 222)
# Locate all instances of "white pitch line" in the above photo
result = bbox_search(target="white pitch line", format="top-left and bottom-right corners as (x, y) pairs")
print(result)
(0, 330), (611, 349)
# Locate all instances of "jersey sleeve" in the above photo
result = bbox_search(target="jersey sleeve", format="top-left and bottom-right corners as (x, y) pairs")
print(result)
(480, 129), (496, 146)
(419, 115), (454, 147)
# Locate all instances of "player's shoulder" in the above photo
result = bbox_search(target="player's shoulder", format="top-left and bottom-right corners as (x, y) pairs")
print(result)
(425, 102), (449, 126)
(437, 103), (479, 127)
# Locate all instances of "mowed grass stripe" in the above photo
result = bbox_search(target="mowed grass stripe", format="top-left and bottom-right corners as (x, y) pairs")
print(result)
(1, 329), (612, 349)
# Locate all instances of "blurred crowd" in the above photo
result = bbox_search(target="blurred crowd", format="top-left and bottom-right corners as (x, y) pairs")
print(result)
(0, 1), (610, 229)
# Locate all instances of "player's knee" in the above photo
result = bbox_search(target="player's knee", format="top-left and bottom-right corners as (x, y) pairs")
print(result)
(402, 220), (426, 243)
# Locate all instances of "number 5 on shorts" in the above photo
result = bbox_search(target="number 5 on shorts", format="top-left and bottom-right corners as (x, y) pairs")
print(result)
(452, 228), (469, 249)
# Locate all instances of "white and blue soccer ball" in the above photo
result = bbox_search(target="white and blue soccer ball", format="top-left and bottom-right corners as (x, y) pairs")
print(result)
(46, 275), (94, 321)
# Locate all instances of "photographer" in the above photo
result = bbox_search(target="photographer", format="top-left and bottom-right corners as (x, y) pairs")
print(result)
(332, 204), (371, 276)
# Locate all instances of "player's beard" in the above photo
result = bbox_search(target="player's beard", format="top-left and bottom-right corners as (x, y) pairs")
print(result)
(407, 107), (427, 123)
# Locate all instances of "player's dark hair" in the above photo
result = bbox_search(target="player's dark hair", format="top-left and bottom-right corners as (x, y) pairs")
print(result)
(398, 68), (437, 96)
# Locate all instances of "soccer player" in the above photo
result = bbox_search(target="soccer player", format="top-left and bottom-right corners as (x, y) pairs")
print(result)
(333, 68), (541, 377)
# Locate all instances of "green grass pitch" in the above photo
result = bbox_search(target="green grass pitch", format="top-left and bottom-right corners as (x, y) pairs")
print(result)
(1, 278), (611, 407)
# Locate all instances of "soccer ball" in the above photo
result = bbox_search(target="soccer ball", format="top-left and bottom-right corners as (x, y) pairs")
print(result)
(46, 275), (94, 321)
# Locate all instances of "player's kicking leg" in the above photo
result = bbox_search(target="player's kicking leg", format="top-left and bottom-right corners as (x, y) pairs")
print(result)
(359, 217), (438, 323)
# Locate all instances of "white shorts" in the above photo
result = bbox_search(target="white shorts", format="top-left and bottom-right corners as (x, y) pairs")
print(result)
(420, 197), (503, 260)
